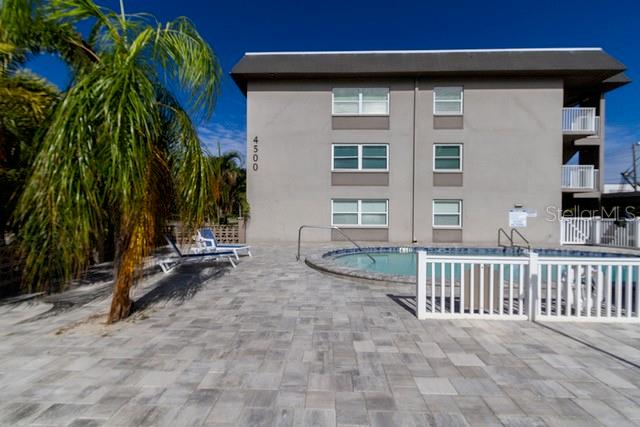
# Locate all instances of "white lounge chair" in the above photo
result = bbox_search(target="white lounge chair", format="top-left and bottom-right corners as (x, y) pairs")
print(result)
(195, 227), (252, 260)
(159, 236), (236, 273)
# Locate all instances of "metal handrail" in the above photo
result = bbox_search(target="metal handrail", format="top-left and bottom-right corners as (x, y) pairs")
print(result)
(296, 225), (376, 263)
(498, 228), (512, 249)
(510, 228), (531, 252)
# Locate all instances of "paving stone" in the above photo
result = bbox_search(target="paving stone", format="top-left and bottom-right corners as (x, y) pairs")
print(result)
(353, 340), (376, 353)
(31, 403), (90, 426)
(390, 387), (428, 411)
(236, 407), (276, 427)
(415, 378), (458, 396)
(368, 411), (432, 427)
(275, 391), (305, 408)
(300, 409), (336, 427)
(450, 378), (504, 396)
(499, 415), (547, 427)
(363, 391), (396, 411)
(67, 419), (105, 427)
(305, 391), (335, 409)
(446, 353), (485, 367)
(573, 398), (636, 426)
(432, 412), (469, 427)
(0, 243), (638, 427)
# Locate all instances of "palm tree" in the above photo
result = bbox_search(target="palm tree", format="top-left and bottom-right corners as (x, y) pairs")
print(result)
(208, 150), (248, 222)
(13, 0), (221, 322)
(0, 0), (94, 241)
(0, 42), (58, 242)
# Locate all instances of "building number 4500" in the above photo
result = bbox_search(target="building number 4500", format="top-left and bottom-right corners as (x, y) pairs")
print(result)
(252, 136), (259, 171)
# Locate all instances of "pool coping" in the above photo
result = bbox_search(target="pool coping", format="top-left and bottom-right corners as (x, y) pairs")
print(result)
(305, 245), (640, 285)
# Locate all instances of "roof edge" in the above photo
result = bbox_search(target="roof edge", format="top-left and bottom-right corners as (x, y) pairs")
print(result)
(244, 47), (604, 56)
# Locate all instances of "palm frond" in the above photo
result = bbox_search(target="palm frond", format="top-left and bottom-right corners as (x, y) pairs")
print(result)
(153, 17), (221, 119)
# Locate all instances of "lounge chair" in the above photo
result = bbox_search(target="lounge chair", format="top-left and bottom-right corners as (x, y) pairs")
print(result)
(194, 227), (252, 260)
(159, 236), (236, 273)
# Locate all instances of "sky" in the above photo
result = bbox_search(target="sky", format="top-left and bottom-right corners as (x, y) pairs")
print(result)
(28, 0), (640, 183)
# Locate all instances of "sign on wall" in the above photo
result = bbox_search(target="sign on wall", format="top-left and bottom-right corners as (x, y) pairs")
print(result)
(509, 209), (528, 228)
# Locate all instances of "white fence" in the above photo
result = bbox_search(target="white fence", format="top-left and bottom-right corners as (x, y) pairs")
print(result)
(561, 217), (640, 248)
(600, 218), (639, 247)
(416, 251), (640, 322)
(416, 253), (529, 320)
(561, 165), (597, 190)
(560, 217), (593, 244)
(562, 107), (597, 133)
(535, 257), (640, 321)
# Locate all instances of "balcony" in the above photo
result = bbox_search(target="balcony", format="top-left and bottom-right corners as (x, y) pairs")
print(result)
(562, 165), (598, 190)
(562, 107), (598, 135)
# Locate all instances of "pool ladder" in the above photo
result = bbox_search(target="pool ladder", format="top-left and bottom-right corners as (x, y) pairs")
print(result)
(296, 225), (376, 263)
(498, 227), (531, 252)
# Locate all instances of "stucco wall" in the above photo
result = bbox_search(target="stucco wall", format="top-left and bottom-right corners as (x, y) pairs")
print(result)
(413, 78), (563, 244)
(245, 77), (563, 244)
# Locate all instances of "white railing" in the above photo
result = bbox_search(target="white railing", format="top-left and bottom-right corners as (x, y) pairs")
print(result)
(416, 253), (530, 320)
(561, 217), (640, 248)
(562, 107), (597, 133)
(601, 218), (639, 247)
(416, 251), (640, 322)
(561, 165), (597, 190)
(535, 257), (640, 321)
(560, 217), (593, 244)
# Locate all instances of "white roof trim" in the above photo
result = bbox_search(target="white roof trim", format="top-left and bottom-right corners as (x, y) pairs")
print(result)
(245, 48), (603, 56)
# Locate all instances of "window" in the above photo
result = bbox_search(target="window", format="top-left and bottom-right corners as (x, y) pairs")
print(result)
(332, 144), (389, 171)
(332, 199), (388, 227)
(433, 144), (462, 172)
(332, 88), (389, 115)
(433, 200), (462, 228)
(433, 87), (463, 115)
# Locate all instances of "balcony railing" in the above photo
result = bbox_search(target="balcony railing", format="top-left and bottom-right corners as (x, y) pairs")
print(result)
(562, 165), (598, 190)
(562, 107), (598, 134)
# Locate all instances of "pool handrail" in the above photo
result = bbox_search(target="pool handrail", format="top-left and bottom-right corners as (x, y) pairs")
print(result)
(498, 228), (512, 249)
(498, 227), (531, 253)
(296, 225), (376, 263)
(510, 228), (532, 252)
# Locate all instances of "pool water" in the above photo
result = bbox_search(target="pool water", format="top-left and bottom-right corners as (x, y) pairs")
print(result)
(335, 252), (417, 276)
(333, 248), (639, 278)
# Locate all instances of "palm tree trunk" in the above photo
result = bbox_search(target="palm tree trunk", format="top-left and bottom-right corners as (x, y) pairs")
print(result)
(107, 161), (161, 323)
(108, 230), (135, 322)
(109, 266), (133, 321)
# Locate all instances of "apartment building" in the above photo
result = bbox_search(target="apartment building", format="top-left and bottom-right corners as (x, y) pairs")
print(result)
(230, 49), (629, 243)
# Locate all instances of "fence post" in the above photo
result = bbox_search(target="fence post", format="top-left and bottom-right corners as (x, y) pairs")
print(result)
(527, 252), (539, 321)
(416, 251), (427, 320)
(635, 218), (640, 248)
(593, 217), (601, 245)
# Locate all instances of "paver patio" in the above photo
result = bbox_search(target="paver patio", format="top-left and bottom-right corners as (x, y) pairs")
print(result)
(1, 243), (640, 426)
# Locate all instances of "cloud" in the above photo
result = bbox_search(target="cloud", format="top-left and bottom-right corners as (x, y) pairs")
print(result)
(197, 124), (246, 163)
(605, 124), (640, 183)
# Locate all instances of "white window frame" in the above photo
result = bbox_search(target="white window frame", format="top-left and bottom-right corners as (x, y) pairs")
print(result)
(433, 86), (463, 116)
(432, 143), (463, 172)
(331, 199), (389, 227)
(432, 199), (463, 229)
(331, 144), (389, 172)
(332, 88), (390, 116)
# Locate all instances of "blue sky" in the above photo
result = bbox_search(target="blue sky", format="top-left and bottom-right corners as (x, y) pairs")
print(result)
(28, 0), (640, 182)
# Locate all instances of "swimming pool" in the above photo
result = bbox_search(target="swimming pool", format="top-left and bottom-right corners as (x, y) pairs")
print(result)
(323, 247), (640, 279)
